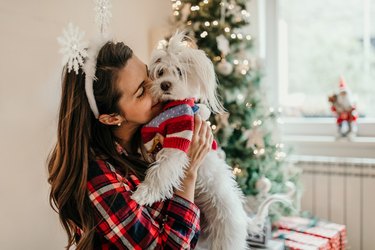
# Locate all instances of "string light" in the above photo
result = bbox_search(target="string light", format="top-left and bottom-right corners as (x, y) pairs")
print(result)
(212, 124), (217, 130)
(241, 10), (250, 17)
(187, 21), (192, 25)
(241, 69), (247, 75)
(233, 166), (242, 175)
(259, 148), (265, 155)
(213, 56), (222, 61)
(230, 33), (236, 39)
(204, 21), (210, 27)
(275, 151), (286, 161)
(191, 5), (200, 11)
(233, 59), (239, 65)
(212, 20), (219, 26)
(200, 31), (208, 38)
(246, 35), (252, 40)
(243, 59), (249, 65)
(246, 102), (252, 108)
(253, 120), (262, 126)
(157, 40), (168, 49)
(237, 33), (243, 39)
(224, 27), (230, 32)
(172, 1), (181, 10)
(237, 93), (244, 101)
(203, 0), (209, 4)
(173, 11), (180, 16)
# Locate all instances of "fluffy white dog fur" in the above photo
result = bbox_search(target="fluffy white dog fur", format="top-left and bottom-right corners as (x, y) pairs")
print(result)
(131, 32), (289, 250)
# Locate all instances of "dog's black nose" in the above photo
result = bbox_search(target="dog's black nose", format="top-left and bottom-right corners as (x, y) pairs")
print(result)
(160, 81), (171, 91)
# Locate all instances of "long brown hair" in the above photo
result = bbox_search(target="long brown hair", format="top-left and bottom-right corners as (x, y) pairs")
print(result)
(47, 41), (150, 249)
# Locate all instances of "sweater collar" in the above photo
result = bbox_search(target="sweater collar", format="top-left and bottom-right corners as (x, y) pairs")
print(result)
(162, 98), (196, 111)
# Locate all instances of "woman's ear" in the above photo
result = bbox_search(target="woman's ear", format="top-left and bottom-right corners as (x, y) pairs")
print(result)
(98, 113), (125, 126)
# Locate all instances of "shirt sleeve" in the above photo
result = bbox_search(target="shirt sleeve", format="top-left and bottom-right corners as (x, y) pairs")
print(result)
(87, 160), (200, 250)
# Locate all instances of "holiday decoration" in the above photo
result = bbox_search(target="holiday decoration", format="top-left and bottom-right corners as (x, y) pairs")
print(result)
(57, 23), (88, 74)
(170, 0), (301, 219)
(328, 76), (358, 137)
(216, 35), (233, 75)
(273, 216), (347, 249)
(256, 176), (272, 195)
(217, 59), (233, 75)
(94, 0), (112, 34)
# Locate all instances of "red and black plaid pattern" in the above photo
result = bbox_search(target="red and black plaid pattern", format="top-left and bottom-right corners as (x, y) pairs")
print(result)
(86, 159), (201, 249)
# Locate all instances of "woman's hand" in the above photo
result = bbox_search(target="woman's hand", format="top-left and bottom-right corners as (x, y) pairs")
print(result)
(174, 114), (213, 202)
(186, 113), (214, 177)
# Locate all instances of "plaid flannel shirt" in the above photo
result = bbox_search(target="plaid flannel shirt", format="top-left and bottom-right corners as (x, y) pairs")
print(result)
(85, 158), (201, 250)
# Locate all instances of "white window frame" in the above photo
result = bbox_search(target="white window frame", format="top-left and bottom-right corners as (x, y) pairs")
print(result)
(257, 0), (375, 158)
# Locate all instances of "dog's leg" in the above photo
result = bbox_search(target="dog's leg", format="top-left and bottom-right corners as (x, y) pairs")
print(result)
(195, 151), (249, 250)
(131, 148), (189, 206)
(196, 103), (211, 120)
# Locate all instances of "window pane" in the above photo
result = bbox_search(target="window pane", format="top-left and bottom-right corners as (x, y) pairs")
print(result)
(279, 0), (375, 117)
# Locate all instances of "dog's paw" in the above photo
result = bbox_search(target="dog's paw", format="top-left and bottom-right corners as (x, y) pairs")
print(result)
(131, 184), (162, 206)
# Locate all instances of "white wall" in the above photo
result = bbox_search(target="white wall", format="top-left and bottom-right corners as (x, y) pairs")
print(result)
(0, 1), (171, 249)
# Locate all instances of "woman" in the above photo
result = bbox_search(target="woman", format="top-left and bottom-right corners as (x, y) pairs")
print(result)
(47, 41), (213, 249)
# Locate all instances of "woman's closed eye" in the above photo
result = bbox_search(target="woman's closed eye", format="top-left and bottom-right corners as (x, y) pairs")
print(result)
(137, 86), (145, 98)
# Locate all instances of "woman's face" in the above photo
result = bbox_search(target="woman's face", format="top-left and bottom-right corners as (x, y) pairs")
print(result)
(116, 55), (164, 125)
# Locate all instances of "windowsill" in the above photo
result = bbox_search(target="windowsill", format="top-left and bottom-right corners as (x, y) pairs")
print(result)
(283, 135), (375, 145)
(281, 117), (375, 158)
(281, 117), (375, 137)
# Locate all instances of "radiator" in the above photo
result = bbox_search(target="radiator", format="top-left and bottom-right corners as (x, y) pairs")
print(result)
(292, 155), (375, 250)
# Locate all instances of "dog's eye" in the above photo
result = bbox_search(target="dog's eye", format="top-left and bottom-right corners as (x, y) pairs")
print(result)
(158, 69), (164, 77)
(176, 68), (182, 77)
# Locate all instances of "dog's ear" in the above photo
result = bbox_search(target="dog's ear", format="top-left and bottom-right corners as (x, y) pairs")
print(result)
(187, 48), (226, 114)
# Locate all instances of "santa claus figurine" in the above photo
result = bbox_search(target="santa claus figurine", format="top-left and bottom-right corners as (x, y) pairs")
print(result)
(328, 77), (358, 137)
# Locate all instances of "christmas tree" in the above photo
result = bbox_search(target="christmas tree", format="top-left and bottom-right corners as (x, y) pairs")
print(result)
(169, 0), (301, 217)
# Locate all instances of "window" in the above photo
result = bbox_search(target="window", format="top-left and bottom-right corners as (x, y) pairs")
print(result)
(277, 0), (375, 118)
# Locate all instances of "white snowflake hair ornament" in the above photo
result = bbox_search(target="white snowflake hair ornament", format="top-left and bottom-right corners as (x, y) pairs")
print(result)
(57, 23), (88, 75)
(57, 0), (113, 119)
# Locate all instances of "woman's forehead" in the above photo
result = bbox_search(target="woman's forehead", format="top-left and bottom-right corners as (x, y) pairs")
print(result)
(117, 55), (146, 96)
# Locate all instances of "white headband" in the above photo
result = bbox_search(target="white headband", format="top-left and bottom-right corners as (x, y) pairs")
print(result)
(57, 0), (112, 119)
(83, 36), (109, 119)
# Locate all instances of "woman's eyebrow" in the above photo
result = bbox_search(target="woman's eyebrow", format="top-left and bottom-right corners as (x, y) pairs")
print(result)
(133, 65), (149, 95)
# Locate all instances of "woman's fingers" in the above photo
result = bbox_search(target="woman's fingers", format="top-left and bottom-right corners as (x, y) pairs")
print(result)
(188, 114), (214, 170)
(193, 114), (202, 140)
(205, 121), (212, 138)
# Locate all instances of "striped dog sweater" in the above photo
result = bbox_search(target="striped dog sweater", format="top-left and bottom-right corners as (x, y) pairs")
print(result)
(141, 98), (217, 158)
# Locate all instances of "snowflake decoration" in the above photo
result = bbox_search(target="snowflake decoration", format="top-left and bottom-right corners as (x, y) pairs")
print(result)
(57, 23), (88, 74)
(94, 0), (112, 34)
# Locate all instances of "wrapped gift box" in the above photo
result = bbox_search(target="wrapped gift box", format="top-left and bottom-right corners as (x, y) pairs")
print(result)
(273, 229), (330, 250)
(273, 216), (347, 250)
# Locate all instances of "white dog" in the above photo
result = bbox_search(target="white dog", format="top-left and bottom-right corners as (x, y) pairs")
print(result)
(131, 32), (289, 250)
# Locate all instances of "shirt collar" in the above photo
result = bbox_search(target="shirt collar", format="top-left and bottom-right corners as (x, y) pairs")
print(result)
(115, 141), (129, 156)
